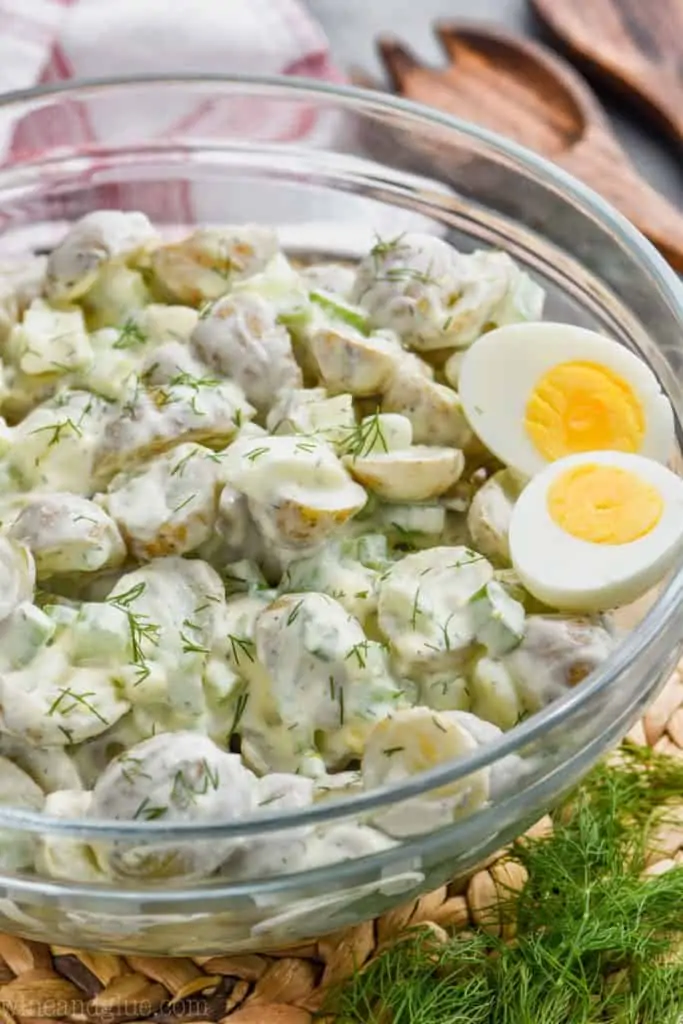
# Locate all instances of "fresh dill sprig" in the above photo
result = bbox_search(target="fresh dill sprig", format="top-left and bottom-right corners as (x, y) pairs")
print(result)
(332, 746), (683, 1024)
(107, 583), (161, 668)
(113, 317), (147, 350)
(340, 410), (389, 460)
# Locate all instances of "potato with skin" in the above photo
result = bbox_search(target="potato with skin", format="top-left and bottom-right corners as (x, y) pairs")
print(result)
(381, 367), (473, 448)
(310, 324), (403, 397)
(362, 707), (491, 838)
(502, 614), (616, 713)
(221, 435), (367, 552)
(9, 494), (125, 578)
(103, 443), (224, 560)
(352, 234), (545, 352)
(0, 648), (130, 747)
(344, 446), (465, 502)
(466, 468), (526, 565)
(191, 292), (302, 414)
(93, 378), (254, 484)
(89, 732), (257, 881)
(150, 225), (279, 306)
(47, 211), (158, 303)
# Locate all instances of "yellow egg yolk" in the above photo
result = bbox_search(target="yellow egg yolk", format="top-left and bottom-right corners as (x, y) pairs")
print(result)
(547, 463), (663, 544)
(524, 361), (645, 462)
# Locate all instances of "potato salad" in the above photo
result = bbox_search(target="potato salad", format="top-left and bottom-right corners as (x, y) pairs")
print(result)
(0, 214), (681, 885)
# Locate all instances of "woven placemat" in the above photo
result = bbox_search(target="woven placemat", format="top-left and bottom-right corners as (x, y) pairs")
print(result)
(0, 674), (681, 1024)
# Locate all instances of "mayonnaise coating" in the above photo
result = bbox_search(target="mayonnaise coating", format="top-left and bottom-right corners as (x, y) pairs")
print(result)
(89, 732), (257, 880)
(191, 292), (302, 414)
(9, 494), (125, 577)
(0, 214), (635, 889)
(150, 226), (279, 306)
(47, 211), (158, 302)
(362, 707), (492, 837)
(102, 443), (224, 559)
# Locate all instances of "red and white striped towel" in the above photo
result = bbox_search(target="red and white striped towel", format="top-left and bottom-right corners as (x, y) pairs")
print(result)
(0, 0), (344, 224)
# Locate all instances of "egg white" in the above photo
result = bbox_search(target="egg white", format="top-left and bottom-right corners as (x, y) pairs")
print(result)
(508, 451), (683, 612)
(458, 322), (674, 478)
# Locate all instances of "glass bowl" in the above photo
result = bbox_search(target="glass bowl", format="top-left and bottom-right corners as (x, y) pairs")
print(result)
(0, 75), (682, 956)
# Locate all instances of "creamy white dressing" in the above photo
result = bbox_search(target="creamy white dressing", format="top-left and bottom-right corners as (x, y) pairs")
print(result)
(0, 215), (621, 884)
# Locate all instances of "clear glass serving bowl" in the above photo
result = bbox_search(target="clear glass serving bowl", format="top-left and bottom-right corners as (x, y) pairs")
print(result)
(0, 76), (682, 956)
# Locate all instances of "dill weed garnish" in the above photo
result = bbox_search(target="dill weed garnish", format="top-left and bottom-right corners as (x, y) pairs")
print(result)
(340, 411), (389, 460)
(107, 582), (160, 682)
(332, 745), (683, 1024)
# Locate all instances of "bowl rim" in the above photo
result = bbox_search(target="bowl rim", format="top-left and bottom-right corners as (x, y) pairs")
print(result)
(0, 72), (681, 843)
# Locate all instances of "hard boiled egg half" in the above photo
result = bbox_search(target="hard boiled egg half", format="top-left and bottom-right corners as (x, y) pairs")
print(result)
(458, 322), (674, 478)
(508, 451), (683, 611)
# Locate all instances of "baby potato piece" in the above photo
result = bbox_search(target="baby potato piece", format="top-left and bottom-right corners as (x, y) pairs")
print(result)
(47, 211), (158, 303)
(89, 732), (258, 881)
(253, 592), (402, 773)
(378, 545), (494, 677)
(467, 468), (525, 565)
(9, 494), (125, 578)
(81, 264), (149, 331)
(310, 323), (403, 396)
(106, 557), (227, 726)
(221, 434), (367, 551)
(382, 366), (473, 448)
(8, 389), (111, 495)
(351, 233), (462, 351)
(103, 443), (224, 560)
(190, 291), (302, 414)
(7, 299), (92, 377)
(150, 225), (279, 306)
(345, 445), (464, 502)
(502, 613), (616, 713)
(0, 536), (35, 623)
(0, 645), (130, 746)
(352, 234), (544, 351)
(94, 376), (253, 484)
(362, 707), (492, 837)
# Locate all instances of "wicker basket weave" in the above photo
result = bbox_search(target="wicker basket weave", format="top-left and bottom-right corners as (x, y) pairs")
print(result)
(0, 672), (681, 1024)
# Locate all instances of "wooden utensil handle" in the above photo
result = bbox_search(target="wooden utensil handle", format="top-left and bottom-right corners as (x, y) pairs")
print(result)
(565, 140), (683, 272)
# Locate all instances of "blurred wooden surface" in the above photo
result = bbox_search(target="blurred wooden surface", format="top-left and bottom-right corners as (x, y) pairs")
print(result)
(374, 24), (683, 269)
(307, 0), (683, 211)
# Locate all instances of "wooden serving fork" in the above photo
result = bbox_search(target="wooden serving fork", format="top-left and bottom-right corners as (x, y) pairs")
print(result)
(373, 22), (683, 270)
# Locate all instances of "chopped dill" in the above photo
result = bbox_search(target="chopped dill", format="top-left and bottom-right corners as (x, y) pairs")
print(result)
(345, 640), (370, 669)
(47, 687), (108, 725)
(228, 633), (256, 666)
(179, 631), (211, 655)
(227, 688), (249, 741)
(171, 492), (196, 515)
(113, 318), (147, 350)
(340, 410), (389, 460)
(133, 797), (167, 821)
(244, 446), (270, 463)
(286, 599), (304, 626)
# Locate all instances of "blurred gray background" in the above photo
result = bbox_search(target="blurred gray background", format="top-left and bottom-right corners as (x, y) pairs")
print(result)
(308, 0), (683, 207)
